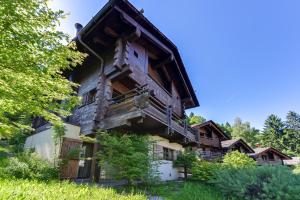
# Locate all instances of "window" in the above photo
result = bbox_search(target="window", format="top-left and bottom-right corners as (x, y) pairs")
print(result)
(163, 147), (174, 161)
(262, 155), (267, 161)
(268, 152), (274, 160)
(134, 50), (139, 58)
(206, 130), (212, 139)
(81, 88), (97, 106)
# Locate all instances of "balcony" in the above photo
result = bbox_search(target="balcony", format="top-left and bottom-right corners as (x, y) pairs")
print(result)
(99, 85), (198, 145)
(198, 151), (223, 160)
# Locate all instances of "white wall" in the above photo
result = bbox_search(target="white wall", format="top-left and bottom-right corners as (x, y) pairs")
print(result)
(24, 123), (81, 163)
(150, 135), (184, 181)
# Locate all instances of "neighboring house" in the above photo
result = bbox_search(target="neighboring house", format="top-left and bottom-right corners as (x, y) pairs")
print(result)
(192, 120), (229, 160)
(221, 139), (254, 154)
(248, 147), (292, 165)
(25, 0), (199, 182)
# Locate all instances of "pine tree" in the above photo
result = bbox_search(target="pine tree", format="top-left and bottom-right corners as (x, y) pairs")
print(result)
(261, 115), (284, 150)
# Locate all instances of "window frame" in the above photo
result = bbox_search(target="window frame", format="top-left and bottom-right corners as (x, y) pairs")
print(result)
(163, 147), (174, 161)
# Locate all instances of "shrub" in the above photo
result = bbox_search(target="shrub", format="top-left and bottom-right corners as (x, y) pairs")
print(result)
(95, 131), (154, 185)
(173, 150), (197, 179)
(293, 165), (300, 174)
(212, 166), (300, 200)
(223, 151), (256, 168)
(191, 160), (222, 182)
(2, 152), (58, 181)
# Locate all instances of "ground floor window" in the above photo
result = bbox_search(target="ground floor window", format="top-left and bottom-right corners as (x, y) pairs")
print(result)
(163, 147), (174, 161)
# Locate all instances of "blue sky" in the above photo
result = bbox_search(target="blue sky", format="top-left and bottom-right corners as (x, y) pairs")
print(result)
(49, 0), (300, 129)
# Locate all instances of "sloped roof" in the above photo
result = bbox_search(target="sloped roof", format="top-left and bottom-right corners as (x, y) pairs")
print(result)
(192, 120), (230, 140)
(221, 139), (255, 153)
(249, 147), (292, 160)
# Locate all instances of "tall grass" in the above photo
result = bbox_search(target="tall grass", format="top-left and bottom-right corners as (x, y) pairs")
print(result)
(166, 182), (223, 200)
(135, 181), (223, 200)
(0, 179), (146, 200)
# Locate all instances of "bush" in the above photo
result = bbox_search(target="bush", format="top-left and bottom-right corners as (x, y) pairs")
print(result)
(1, 152), (58, 181)
(0, 179), (146, 200)
(173, 150), (197, 180)
(212, 166), (300, 200)
(191, 160), (222, 182)
(223, 151), (256, 168)
(293, 165), (300, 174)
(96, 131), (154, 185)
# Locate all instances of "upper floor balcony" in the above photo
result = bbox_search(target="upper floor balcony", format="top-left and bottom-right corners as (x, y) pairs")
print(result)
(99, 85), (199, 145)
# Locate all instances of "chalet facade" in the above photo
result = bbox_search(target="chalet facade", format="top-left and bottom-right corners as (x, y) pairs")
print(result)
(249, 147), (292, 165)
(25, 0), (199, 181)
(192, 120), (229, 160)
(221, 139), (254, 154)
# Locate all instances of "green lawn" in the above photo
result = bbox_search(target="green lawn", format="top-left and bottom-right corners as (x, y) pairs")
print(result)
(0, 179), (146, 200)
(121, 181), (223, 200)
(0, 179), (222, 200)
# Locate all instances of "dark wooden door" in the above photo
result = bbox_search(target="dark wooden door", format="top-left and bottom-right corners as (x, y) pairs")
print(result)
(60, 138), (82, 180)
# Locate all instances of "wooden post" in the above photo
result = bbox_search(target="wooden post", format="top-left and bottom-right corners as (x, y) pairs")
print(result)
(90, 143), (100, 182)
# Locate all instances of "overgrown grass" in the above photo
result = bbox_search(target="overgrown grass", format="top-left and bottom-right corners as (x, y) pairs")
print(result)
(159, 182), (222, 200)
(121, 181), (223, 200)
(0, 179), (146, 200)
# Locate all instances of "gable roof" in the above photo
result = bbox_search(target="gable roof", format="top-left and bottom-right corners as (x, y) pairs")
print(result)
(249, 147), (292, 160)
(76, 0), (199, 108)
(221, 139), (255, 153)
(192, 120), (230, 140)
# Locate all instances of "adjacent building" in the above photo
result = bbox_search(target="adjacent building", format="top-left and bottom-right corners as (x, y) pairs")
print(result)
(249, 147), (292, 165)
(192, 120), (229, 160)
(221, 139), (254, 155)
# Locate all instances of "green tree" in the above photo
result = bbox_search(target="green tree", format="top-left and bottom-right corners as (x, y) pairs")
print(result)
(231, 117), (259, 147)
(286, 111), (300, 130)
(261, 115), (285, 150)
(218, 122), (233, 138)
(173, 150), (197, 180)
(0, 0), (86, 138)
(281, 111), (300, 156)
(92, 131), (153, 185)
(187, 112), (206, 125)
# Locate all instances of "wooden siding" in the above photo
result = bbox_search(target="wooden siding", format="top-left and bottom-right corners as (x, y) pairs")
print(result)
(256, 152), (283, 165)
(198, 127), (222, 148)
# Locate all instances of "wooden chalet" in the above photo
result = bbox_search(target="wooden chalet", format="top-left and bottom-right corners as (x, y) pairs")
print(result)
(192, 120), (229, 160)
(221, 139), (254, 154)
(27, 0), (199, 182)
(248, 147), (292, 165)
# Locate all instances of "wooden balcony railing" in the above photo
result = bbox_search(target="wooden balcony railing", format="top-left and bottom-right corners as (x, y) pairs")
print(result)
(107, 85), (198, 143)
(198, 151), (223, 160)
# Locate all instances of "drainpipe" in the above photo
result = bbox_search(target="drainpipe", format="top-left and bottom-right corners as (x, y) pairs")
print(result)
(75, 23), (104, 182)
(75, 23), (104, 73)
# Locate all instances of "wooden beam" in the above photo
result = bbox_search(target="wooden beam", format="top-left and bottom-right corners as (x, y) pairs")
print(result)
(93, 37), (110, 47)
(115, 6), (173, 55)
(104, 26), (119, 38)
(153, 54), (174, 69)
(161, 66), (171, 82)
(125, 27), (141, 42)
